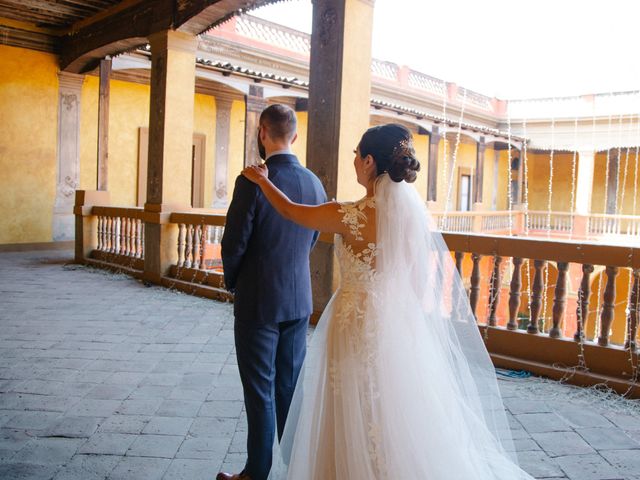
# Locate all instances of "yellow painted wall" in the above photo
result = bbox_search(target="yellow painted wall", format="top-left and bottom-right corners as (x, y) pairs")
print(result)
(496, 150), (510, 211)
(79, 76), (98, 191)
(336, 0), (374, 202)
(433, 137), (478, 211)
(108, 79), (150, 206)
(614, 150), (640, 215)
(80, 79), (216, 208)
(0, 45), (58, 244)
(292, 110), (307, 166)
(412, 132), (429, 202)
(526, 152), (576, 212)
(226, 99), (247, 202)
(479, 146), (496, 210)
(193, 93), (216, 208)
(592, 151), (640, 215)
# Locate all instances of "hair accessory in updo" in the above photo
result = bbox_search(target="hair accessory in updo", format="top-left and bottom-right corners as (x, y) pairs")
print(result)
(358, 124), (420, 183)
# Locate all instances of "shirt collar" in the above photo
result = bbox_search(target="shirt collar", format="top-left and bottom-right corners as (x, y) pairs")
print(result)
(266, 148), (292, 160)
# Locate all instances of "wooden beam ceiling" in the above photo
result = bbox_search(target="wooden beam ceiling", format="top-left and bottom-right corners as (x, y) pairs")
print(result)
(0, 0), (279, 73)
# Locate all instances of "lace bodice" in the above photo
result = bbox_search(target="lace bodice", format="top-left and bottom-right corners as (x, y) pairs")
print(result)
(335, 197), (377, 290)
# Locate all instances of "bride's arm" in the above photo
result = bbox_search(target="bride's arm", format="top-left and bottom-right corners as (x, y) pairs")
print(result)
(242, 164), (346, 234)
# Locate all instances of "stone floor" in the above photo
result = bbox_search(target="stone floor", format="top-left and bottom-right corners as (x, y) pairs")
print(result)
(1, 250), (640, 480)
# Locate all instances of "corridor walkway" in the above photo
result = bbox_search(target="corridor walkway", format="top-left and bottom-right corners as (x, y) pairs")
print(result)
(1, 250), (640, 479)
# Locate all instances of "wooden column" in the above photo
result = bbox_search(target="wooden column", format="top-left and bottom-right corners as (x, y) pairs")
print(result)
(53, 72), (85, 241)
(97, 57), (111, 191)
(144, 29), (197, 283)
(427, 125), (441, 202)
(213, 97), (233, 208)
(307, 0), (375, 315)
(474, 136), (485, 204)
(244, 85), (267, 167)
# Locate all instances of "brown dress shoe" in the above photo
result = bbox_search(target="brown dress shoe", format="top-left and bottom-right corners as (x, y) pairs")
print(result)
(216, 472), (252, 480)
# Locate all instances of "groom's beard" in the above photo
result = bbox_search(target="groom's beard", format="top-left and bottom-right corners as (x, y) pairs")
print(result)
(257, 134), (266, 160)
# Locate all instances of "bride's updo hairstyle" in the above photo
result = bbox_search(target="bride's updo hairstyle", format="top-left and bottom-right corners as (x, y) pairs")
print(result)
(358, 123), (420, 183)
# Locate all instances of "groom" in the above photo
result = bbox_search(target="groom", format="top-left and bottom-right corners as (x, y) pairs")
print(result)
(218, 104), (326, 480)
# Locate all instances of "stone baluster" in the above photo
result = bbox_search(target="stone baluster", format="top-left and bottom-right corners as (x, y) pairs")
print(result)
(598, 266), (619, 346)
(625, 269), (640, 350)
(102, 217), (107, 252)
(121, 217), (127, 255)
(125, 217), (131, 256)
(184, 224), (194, 268)
(549, 262), (569, 338)
(469, 253), (482, 320)
(132, 218), (138, 257)
(454, 252), (463, 276)
(193, 225), (201, 270)
(200, 224), (207, 268)
(177, 224), (186, 268)
(129, 218), (135, 256)
(97, 216), (104, 251)
(528, 259), (546, 334)
(119, 217), (126, 255)
(507, 257), (524, 330)
(130, 219), (137, 257)
(104, 217), (110, 252)
(574, 264), (594, 341)
(110, 217), (117, 253)
(140, 222), (145, 258)
(488, 256), (503, 326)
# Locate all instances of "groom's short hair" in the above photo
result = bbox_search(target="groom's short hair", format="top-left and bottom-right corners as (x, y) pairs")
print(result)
(260, 104), (297, 142)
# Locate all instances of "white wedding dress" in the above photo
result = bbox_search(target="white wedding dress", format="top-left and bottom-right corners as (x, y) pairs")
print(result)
(270, 174), (534, 480)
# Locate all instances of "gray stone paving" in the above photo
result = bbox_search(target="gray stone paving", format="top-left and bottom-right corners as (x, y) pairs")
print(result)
(1, 250), (640, 479)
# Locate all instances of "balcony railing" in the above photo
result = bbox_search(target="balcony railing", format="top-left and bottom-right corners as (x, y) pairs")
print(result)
(434, 210), (640, 244)
(75, 192), (640, 397)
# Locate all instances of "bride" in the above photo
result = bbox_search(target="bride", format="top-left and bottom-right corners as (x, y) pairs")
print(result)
(241, 123), (533, 479)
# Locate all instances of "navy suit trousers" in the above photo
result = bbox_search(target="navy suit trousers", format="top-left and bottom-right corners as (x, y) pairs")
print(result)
(234, 316), (308, 480)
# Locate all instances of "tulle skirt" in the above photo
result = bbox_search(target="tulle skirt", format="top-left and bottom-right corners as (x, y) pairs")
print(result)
(269, 284), (534, 480)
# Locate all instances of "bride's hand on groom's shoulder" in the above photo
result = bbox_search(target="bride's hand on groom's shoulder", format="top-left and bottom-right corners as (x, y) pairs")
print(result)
(242, 163), (268, 184)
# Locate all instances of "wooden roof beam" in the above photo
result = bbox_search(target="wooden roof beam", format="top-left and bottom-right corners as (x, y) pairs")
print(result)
(59, 0), (173, 73)
(59, 0), (277, 73)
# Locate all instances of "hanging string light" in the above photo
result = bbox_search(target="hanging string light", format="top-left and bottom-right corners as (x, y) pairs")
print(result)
(523, 117), (531, 235)
(506, 105), (513, 236)
(569, 113), (579, 239)
(595, 94), (616, 341)
(614, 112), (625, 216)
(633, 106), (640, 217)
(619, 146), (631, 217)
(541, 99), (556, 333)
(439, 82), (449, 229)
(546, 98), (555, 238)
(442, 88), (468, 227)
(603, 94), (614, 216)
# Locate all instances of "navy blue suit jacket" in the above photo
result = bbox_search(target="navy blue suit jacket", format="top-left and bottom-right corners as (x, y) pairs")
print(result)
(221, 154), (327, 324)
